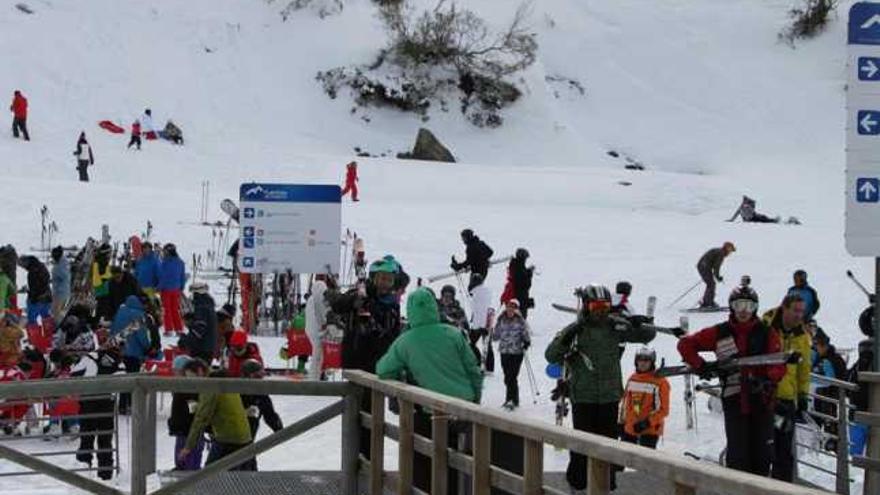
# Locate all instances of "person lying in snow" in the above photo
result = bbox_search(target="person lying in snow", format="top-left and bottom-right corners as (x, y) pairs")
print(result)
(727, 196), (800, 225)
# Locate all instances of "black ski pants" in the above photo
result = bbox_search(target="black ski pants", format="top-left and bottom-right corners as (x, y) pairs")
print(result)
(698, 265), (716, 307)
(567, 402), (619, 491)
(723, 401), (774, 476)
(206, 441), (256, 471)
(118, 356), (143, 413)
(501, 353), (524, 405)
(77, 395), (115, 479)
(127, 135), (141, 150)
(77, 160), (90, 182)
(771, 399), (797, 482)
(12, 117), (29, 140)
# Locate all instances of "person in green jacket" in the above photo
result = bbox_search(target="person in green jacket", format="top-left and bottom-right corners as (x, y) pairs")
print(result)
(178, 359), (255, 471)
(545, 284), (656, 492)
(377, 287), (483, 402)
(377, 287), (483, 493)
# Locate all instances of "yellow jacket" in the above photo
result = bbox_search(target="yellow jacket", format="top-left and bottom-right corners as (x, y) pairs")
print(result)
(762, 308), (811, 402)
(91, 262), (112, 298)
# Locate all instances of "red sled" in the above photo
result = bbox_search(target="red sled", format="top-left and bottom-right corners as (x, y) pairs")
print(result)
(322, 341), (342, 370)
(145, 131), (158, 140)
(286, 330), (312, 357)
(98, 120), (125, 134)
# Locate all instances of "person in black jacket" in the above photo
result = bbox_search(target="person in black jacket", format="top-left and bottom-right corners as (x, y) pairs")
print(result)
(450, 229), (494, 291)
(17, 256), (53, 326)
(108, 266), (141, 319)
(168, 355), (205, 471)
(507, 248), (534, 318)
(240, 360), (283, 442)
(73, 345), (122, 480)
(73, 132), (95, 182)
(181, 283), (217, 363)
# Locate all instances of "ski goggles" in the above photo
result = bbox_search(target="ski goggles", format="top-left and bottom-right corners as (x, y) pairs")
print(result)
(730, 299), (758, 313)
(586, 300), (612, 313)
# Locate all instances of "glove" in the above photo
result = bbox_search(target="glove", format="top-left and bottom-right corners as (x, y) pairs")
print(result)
(523, 341), (531, 351)
(671, 327), (686, 338)
(716, 276), (724, 283)
(633, 419), (650, 434)
(697, 361), (719, 380)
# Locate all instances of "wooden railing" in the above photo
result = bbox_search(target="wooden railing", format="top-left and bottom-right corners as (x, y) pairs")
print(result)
(855, 372), (880, 495)
(0, 375), (361, 495)
(344, 370), (834, 495)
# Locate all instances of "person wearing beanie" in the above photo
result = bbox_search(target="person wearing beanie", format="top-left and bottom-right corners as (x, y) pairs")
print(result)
(493, 298), (530, 409)
(168, 355), (203, 470)
(225, 331), (262, 377)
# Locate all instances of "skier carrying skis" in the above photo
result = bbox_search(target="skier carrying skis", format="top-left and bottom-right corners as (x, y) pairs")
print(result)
(545, 284), (656, 492)
(614, 346), (669, 484)
(787, 269), (820, 322)
(73, 132), (94, 182)
(9, 90), (29, 141)
(676, 286), (786, 476)
(500, 248), (534, 318)
(451, 229), (494, 291)
(127, 119), (141, 150)
(341, 161), (359, 202)
(493, 298), (530, 409)
(762, 293), (811, 482)
(696, 242), (735, 309)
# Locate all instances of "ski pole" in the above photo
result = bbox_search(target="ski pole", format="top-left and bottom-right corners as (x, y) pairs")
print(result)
(846, 270), (874, 301)
(524, 354), (539, 404)
(665, 279), (703, 309)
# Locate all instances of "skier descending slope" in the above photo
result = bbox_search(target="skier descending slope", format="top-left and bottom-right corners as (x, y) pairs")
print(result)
(677, 286), (786, 476)
(696, 242), (735, 310)
(545, 284), (655, 492)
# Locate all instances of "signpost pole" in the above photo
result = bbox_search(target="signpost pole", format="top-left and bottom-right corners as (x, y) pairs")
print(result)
(876, 257), (880, 372)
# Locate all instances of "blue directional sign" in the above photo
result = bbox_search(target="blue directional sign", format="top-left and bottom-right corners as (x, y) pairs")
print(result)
(858, 110), (880, 135)
(859, 57), (880, 80)
(857, 178), (880, 202)
(850, 3), (880, 45)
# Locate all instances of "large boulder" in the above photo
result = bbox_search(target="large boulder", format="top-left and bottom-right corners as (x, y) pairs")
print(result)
(401, 128), (456, 163)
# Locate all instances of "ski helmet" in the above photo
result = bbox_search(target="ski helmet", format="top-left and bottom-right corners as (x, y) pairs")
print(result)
(441, 285), (456, 297)
(634, 346), (657, 369)
(579, 284), (612, 302)
(515, 248), (529, 260)
(615, 281), (632, 296)
(728, 285), (759, 314)
(368, 258), (398, 275)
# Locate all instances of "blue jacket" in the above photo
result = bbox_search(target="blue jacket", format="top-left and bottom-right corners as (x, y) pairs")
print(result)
(135, 252), (160, 290)
(52, 257), (71, 301)
(158, 255), (186, 291)
(787, 285), (820, 320)
(111, 296), (152, 360)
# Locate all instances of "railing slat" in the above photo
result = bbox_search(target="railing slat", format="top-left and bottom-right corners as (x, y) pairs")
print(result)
(370, 390), (386, 495)
(524, 438), (543, 495)
(398, 400), (415, 495)
(587, 458), (610, 495)
(473, 424), (491, 495)
(0, 443), (125, 495)
(432, 415), (449, 495)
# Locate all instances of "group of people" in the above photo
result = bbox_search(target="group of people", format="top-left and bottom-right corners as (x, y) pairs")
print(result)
(8, 92), (185, 182)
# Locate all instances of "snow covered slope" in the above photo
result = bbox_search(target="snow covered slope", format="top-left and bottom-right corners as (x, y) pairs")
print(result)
(0, 0), (867, 493)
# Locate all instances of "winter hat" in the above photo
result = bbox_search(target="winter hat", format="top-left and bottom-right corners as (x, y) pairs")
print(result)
(190, 282), (209, 294)
(461, 229), (474, 241)
(506, 299), (520, 307)
(515, 248), (529, 260)
(440, 285), (456, 297)
(228, 331), (248, 348)
(51, 246), (64, 262)
(172, 355), (194, 372)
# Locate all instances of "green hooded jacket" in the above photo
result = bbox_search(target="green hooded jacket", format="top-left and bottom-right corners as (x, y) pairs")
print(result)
(185, 392), (253, 450)
(545, 313), (655, 404)
(376, 288), (483, 403)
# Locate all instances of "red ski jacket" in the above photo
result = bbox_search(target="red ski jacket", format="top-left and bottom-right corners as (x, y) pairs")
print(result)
(132, 121), (141, 136)
(10, 94), (27, 119)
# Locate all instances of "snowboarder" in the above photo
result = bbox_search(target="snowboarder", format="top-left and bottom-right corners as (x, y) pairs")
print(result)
(50, 246), (70, 321)
(500, 248), (534, 318)
(9, 90), (29, 141)
(696, 242), (735, 309)
(545, 284), (656, 492)
(762, 293), (811, 482)
(127, 120), (141, 150)
(73, 132), (94, 182)
(677, 286), (786, 476)
(341, 161), (359, 202)
(493, 299), (530, 409)
(158, 243), (186, 335)
(450, 229), (494, 291)
(787, 269), (820, 322)
(727, 195), (799, 224)
(163, 120), (184, 145)
(614, 346), (669, 484)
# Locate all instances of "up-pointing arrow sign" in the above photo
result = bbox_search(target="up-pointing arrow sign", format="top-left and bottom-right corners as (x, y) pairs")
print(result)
(863, 14), (880, 29)
(860, 179), (878, 199)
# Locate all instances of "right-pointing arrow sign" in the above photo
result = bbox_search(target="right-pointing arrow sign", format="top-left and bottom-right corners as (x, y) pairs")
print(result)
(861, 58), (880, 79)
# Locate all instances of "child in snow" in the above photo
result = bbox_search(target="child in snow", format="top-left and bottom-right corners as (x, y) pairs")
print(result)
(492, 299), (530, 409)
(128, 120), (141, 150)
(225, 331), (263, 378)
(341, 161), (359, 202)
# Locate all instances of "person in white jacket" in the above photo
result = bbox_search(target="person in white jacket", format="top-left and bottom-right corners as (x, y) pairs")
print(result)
(140, 108), (155, 139)
(468, 273), (494, 369)
(305, 278), (328, 380)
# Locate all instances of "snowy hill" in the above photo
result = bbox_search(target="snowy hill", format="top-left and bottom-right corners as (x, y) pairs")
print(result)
(0, 0), (868, 493)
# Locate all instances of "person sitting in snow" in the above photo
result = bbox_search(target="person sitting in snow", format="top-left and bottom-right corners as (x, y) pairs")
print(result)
(163, 120), (184, 145)
(727, 195), (800, 224)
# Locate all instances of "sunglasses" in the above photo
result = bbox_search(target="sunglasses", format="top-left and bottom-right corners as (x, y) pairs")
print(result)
(730, 300), (757, 313)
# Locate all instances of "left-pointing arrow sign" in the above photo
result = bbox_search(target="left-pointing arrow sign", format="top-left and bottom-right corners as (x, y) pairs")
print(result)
(859, 111), (880, 134)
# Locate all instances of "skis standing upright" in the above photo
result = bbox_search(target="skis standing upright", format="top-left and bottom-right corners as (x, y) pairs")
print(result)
(680, 315), (697, 431)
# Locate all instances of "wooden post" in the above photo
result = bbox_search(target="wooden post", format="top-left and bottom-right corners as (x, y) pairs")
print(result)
(341, 389), (361, 495)
(145, 390), (157, 475)
(472, 424), (491, 495)
(867, 378), (880, 495)
(398, 400), (414, 495)
(586, 458), (610, 495)
(130, 386), (148, 495)
(673, 483), (696, 495)
(836, 387), (851, 495)
(523, 438), (544, 495)
(432, 415), (449, 495)
(370, 390), (386, 495)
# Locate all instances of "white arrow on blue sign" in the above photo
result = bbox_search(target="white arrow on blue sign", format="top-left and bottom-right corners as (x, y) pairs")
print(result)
(857, 178), (880, 202)
(860, 57), (880, 80)
(851, 3), (880, 45)
(858, 110), (880, 134)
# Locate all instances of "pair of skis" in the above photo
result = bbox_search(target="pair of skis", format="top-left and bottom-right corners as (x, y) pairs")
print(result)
(425, 255), (512, 284)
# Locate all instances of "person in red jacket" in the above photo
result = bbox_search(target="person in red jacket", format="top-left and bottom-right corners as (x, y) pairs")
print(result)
(127, 120), (141, 150)
(225, 331), (263, 377)
(9, 90), (29, 141)
(341, 161), (359, 202)
(677, 285), (785, 476)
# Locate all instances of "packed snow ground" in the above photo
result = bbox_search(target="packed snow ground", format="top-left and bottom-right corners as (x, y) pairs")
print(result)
(0, 0), (868, 493)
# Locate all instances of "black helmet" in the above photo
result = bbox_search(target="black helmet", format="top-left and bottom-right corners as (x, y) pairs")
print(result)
(515, 248), (529, 260)
(163, 243), (177, 256)
(728, 285), (758, 304)
(577, 284), (612, 302)
(615, 281), (632, 296)
(440, 285), (456, 297)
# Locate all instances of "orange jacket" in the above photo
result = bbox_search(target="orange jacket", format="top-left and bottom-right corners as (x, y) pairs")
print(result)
(621, 371), (670, 437)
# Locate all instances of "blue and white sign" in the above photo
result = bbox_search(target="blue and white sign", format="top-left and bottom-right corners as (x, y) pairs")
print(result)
(238, 183), (342, 274)
(858, 110), (880, 134)
(847, 3), (880, 255)
(857, 178), (880, 202)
